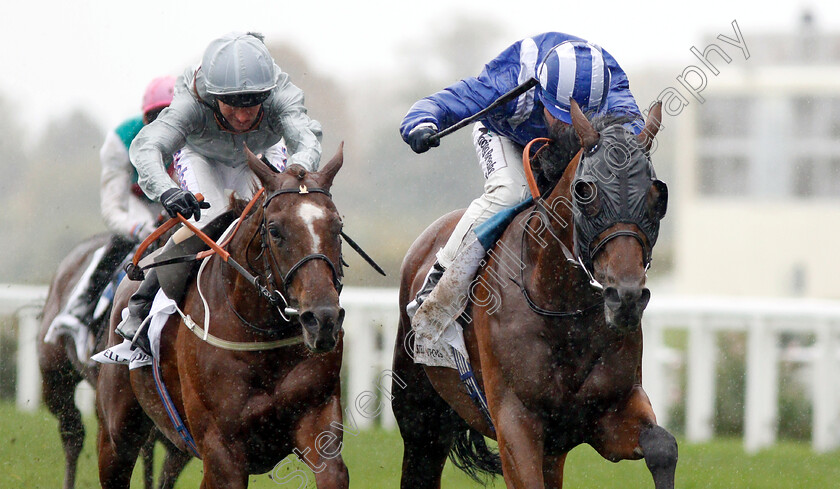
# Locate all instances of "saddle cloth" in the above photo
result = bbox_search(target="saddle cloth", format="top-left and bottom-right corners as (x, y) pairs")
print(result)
(414, 198), (534, 369)
(91, 289), (176, 370)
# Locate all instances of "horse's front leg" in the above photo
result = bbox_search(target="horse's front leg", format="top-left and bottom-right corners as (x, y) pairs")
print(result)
(489, 389), (546, 489)
(197, 428), (249, 489)
(591, 385), (678, 489)
(292, 393), (350, 489)
(542, 453), (568, 489)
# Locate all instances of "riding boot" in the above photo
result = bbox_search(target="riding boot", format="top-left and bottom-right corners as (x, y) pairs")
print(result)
(406, 262), (446, 319)
(115, 268), (160, 355)
(50, 235), (136, 334)
(412, 236), (487, 338)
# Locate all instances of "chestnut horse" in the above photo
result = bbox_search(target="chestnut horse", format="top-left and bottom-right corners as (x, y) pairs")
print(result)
(393, 101), (676, 488)
(38, 234), (190, 489)
(97, 145), (348, 489)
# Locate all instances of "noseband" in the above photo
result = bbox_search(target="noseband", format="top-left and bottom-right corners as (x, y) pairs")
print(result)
(587, 229), (651, 271)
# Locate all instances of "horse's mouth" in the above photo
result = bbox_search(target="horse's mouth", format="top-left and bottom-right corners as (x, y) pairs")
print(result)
(302, 329), (342, 353)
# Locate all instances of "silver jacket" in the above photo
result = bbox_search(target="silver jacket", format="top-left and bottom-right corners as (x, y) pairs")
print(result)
(130, 65), (323, 201)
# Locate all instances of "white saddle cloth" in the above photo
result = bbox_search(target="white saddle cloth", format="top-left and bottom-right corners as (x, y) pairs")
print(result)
(413, 321), (469, 370)
(91, 289), (177, 370)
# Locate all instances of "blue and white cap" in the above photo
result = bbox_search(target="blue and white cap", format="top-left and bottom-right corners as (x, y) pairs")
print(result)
(536, 41), (611, 124)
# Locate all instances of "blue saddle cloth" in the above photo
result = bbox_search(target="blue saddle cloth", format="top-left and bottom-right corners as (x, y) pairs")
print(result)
(474, 197), (534, 250)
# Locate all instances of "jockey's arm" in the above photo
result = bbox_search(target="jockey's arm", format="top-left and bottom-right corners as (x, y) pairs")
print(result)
(399, 41), (524, 142)
(129, 94), (197, 201)
(399, 74), (509, 143)
(264, 72), (322, 172)
(100, 131), (151, 241)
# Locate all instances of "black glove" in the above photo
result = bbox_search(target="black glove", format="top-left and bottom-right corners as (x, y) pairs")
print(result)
(160, 188), (210, 221)
(407, 125), (440, 154)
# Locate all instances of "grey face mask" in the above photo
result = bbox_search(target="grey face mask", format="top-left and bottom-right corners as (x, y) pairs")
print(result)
(571, 125), (668, 272)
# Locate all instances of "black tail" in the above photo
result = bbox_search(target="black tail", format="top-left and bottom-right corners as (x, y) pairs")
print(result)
(448, 426), (503, 485)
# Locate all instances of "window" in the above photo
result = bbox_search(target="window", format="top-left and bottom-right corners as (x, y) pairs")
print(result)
(792, 157), (815, 197)
(698, 156), (748, 196)
(791, 156), (840, 197)
(698, 97), (752, 137)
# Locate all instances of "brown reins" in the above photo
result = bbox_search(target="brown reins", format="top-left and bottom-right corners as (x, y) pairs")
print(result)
(126, 191), (295, 314)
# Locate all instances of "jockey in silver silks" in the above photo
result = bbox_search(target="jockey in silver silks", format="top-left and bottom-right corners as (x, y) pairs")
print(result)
(47, 77), (177, 349)
(119, 31), (323, 354)
(400, 32), (644, 334)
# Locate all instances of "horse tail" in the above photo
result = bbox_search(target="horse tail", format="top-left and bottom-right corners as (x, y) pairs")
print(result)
(448, 425), (502, 484)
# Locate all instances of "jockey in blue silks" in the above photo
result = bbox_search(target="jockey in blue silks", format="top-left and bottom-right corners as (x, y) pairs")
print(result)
(400, 32), (644, 333)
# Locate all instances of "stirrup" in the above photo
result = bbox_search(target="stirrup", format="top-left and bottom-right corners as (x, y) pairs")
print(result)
(116, 315), (152, 356)
(115, 314), (142, 341)
(130, 329), (152, 357)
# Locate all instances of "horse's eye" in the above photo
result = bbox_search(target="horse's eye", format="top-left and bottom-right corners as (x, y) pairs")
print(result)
(268, 226), (283, 241)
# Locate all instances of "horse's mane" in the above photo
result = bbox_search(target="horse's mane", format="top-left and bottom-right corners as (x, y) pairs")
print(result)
(226, 163), (313, 216)
(534, 113), (634, 194)
(227, 182), (264, 217)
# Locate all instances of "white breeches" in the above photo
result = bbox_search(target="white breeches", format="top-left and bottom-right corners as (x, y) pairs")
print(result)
(436, 123), (530, 269)
(173, 144), (287, 228)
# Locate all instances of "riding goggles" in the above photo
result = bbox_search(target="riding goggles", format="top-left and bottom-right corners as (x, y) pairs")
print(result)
(217, 90), (271, 108)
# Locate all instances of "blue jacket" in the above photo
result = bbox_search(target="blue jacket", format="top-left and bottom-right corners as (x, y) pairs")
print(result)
(400, 32), (643, 148)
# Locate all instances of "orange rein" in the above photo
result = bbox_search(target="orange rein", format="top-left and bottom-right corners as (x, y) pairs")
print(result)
(130, 188), (266, 268)
(522, 137), (552, 199)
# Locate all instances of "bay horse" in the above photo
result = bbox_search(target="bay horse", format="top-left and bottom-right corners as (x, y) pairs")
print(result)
(38, 234), (190, 489)
(97, 144), (348, 489)
(393, 100), (675, 488)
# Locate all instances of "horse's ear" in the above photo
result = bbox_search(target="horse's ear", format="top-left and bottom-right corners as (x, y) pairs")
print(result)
(637, 101), (663, 153)
(570, 98), (599, 151)
(317, 142), (344, 190)
(245, 144), (277, 188)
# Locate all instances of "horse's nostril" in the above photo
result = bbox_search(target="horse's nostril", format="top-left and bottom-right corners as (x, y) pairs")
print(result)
(300, 311), (319, 331)
(604, 287), (621, 309)
(639, 288), (651, 310)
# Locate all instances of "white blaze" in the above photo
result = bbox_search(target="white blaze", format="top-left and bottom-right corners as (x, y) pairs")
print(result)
(297, 202), (326, 251)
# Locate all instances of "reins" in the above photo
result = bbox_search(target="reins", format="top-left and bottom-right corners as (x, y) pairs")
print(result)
(513, 140), (603, 317)
(521, 140), (581, 266)
(125, 184), (383, 350)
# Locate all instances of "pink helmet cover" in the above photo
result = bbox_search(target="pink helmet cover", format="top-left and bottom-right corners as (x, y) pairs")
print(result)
(142, 76), (176, 115)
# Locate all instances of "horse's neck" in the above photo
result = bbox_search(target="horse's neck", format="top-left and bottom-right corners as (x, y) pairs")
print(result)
(219, 209), (265, 303)
(535, 150), (580, 256)
(523, 150), (585, 303)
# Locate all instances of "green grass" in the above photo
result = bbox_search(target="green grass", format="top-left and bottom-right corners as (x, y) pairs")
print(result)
(2, 401), (839, 488)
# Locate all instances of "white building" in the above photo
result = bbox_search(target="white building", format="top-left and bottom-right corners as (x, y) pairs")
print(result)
(670, 16), (840, 298)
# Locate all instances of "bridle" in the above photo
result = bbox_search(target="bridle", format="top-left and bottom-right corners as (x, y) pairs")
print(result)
(126, 181), (378, 347)
(587, 229), (651, 272)
(515, 135), (657, 317)
(254, 184), (343, 316)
